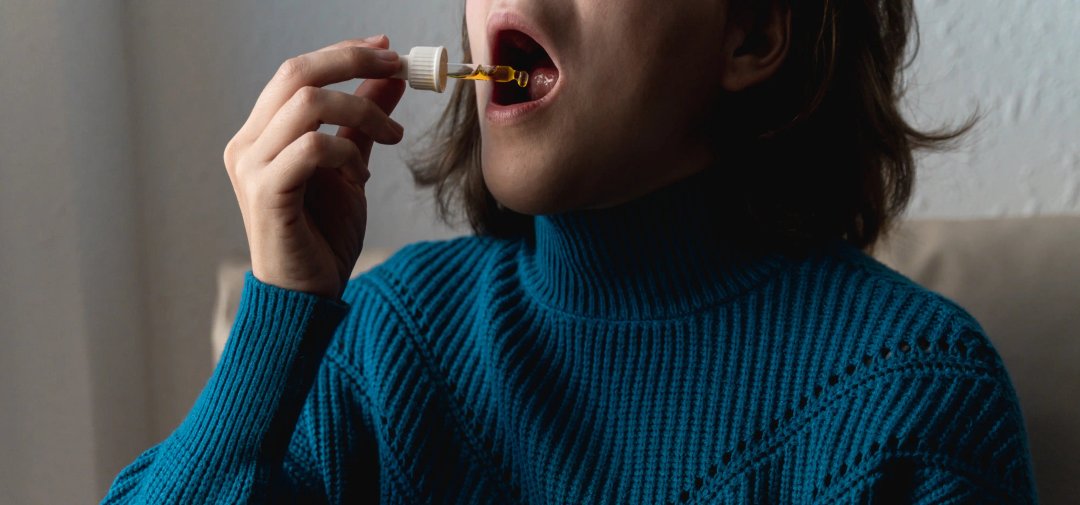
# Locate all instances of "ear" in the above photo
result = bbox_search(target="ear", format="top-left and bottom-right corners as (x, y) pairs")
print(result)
(719, 1), (791, 92)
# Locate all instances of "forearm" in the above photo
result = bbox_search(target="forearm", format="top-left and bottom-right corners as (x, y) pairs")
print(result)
(102, 273), (349, 504)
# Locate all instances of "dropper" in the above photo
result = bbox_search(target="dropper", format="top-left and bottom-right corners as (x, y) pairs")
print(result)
(391, 46), (529, 93)
(447, 63), (529, 88)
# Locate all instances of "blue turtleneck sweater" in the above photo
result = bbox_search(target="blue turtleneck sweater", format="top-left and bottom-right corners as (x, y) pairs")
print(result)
(103, 174), (1037, 504)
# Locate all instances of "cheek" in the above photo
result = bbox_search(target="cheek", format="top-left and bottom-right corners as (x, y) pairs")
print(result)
(583, 4), (723, 139)
(465, 1), (492, 109)
(465, 0), (488, 62)
(585, 0), (724, 88)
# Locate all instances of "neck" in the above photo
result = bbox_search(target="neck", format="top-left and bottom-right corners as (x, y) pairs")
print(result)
(519, 169), (791, 320)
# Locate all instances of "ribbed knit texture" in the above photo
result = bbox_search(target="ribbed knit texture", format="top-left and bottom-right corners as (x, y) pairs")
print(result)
(104, 172), (1037, 504)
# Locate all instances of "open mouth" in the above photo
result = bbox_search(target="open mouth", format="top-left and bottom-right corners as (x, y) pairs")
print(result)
(491, 30), (560, 106)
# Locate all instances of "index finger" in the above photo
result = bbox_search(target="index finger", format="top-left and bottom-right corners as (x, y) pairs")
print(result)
(240, 39), (401, 139)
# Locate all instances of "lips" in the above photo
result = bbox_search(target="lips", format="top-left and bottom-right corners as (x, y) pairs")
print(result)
(487, 15), (561, 107)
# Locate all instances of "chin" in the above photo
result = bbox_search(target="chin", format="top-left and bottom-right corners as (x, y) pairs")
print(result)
(481, 158), (585, 216)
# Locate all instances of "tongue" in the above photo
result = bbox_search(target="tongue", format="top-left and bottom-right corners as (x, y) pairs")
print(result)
(527, 65), (559, 101)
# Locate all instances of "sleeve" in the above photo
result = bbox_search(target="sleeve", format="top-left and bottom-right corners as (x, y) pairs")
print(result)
(101, 272), (352, 504)
(855, 455), (1033, 504)
(850, 328), (1039, 504)
(276, 348), (382, 504)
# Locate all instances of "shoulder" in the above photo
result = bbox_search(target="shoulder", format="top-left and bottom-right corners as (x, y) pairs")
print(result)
(787, 239), (990, 345)
(791, 242), (1036, 501)
(769, 239), (1016, 408)
(793, 240), (1013, 401)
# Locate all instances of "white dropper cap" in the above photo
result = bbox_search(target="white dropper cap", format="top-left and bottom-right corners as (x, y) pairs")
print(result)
(391, 46), (448, 93)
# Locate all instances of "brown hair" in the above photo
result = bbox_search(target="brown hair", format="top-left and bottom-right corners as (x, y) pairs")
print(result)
(408, 0), (977, 255)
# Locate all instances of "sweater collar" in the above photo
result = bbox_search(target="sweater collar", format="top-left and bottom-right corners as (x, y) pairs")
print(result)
(519, 169), (791, 320)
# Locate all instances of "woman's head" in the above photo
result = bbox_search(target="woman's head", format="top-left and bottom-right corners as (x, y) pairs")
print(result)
(463, 0), (790, 216)
(411, 0), (975, 254)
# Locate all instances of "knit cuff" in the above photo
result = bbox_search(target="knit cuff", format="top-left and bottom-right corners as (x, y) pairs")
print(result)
(171, 272), (350, 469)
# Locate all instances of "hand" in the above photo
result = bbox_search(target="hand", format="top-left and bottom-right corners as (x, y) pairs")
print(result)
(223, 35), (406, 298)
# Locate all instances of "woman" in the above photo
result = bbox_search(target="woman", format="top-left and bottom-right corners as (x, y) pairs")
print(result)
(104, 0), (1037, 502)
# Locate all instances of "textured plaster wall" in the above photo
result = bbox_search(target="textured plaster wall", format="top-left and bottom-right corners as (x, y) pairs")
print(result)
(905, 0), (1080, 216)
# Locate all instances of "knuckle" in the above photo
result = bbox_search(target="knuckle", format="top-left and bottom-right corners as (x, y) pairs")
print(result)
(297, 131), (325, 154)
(275, 57), (307, 81)
(247, 181), (270, 208)
(293, 85), (322, 107)
(343, 46), (373, 68)
(354, 95), (376, 114)
(223, 137), (244, 172)
(345, 141), (362, 163)
(356, 160), (371, 185)
(246, 174), (276, 204)
(223, 139), (236, 167)
(353, 96), (385, 125)
(346, 145), (369, 184)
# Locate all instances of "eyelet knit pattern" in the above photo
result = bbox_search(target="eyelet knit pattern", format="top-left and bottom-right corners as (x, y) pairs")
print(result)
(103, 173), (1037, 504)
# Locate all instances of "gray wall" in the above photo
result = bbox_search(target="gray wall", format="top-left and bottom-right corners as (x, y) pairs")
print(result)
(1, 0), (1077, 502)
(1, 2), (146, 502)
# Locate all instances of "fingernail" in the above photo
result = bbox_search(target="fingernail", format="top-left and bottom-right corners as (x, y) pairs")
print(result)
(375, 49), (398, 62)
(364, 34), (387, 42)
